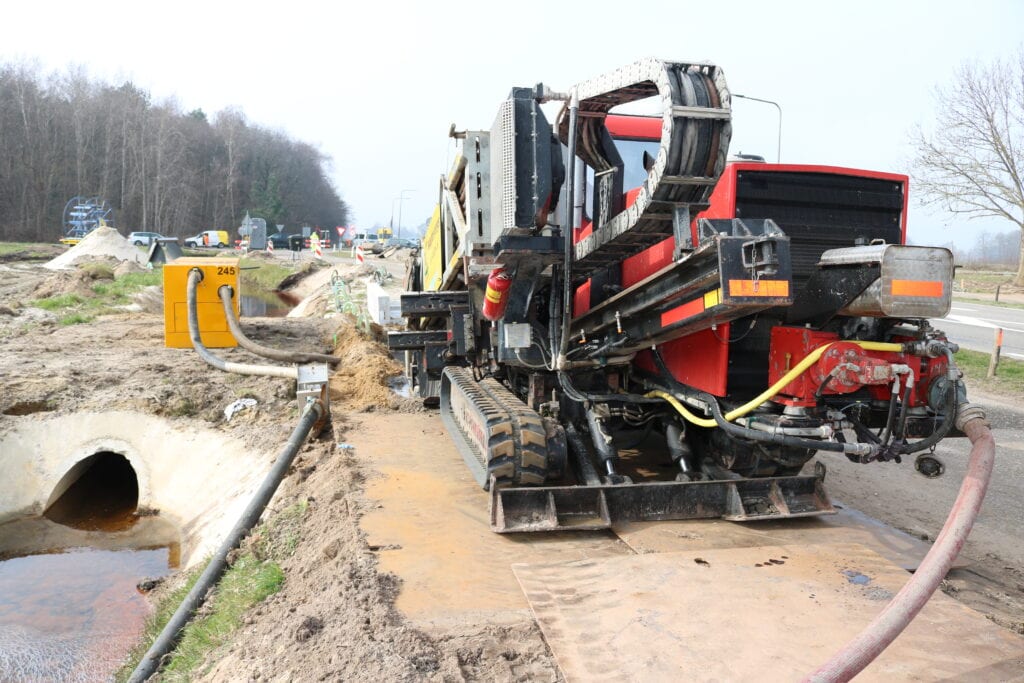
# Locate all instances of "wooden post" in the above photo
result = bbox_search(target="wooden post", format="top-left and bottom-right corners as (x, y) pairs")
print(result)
(987, 327), (1004, 379)
(995, 284), (1001, 302)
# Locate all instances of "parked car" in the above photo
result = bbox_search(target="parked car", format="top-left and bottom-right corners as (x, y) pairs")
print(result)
(128, 231), (163, 246)
(388, 237), (420, 250)
(268, 232), (291, 249)
(184, 230), (230, 248)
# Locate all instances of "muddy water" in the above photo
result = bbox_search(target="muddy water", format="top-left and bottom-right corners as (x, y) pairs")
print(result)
(240, 290), (299, 317)
(0, 516), (180, 682)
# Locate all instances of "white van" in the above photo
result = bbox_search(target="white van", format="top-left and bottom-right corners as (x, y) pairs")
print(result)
(351, 231), (381, 253)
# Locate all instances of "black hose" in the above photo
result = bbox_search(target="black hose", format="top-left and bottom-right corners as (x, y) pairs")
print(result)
(557, 371), (663, 405)
(186, 269), (297, 379)
(218, 285), (340, 366)
(894, 380), (914, 441)
(896, 380), (959, 455)
(877, 382), (900, 444)
(699, 391), (853, 455)
(128, 399), (325, 682)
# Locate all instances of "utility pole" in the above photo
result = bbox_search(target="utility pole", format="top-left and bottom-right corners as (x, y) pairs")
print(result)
(733, 93), (783, 163)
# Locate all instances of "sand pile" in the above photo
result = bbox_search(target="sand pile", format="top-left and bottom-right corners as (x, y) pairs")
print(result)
(45, 227), (144, 270)
(329, 317), (403, 411)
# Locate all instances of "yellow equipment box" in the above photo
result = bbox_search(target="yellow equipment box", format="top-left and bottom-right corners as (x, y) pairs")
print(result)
(163, 257), (240, 348)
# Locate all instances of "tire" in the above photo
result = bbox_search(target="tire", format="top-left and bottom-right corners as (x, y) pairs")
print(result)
(133, 240), (143, 246)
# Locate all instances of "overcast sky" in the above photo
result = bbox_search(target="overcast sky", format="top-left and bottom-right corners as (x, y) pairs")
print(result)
(3, 0), (1021, 247)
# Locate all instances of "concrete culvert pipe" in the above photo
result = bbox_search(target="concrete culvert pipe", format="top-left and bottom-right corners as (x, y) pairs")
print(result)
(44, 451), (139, 529)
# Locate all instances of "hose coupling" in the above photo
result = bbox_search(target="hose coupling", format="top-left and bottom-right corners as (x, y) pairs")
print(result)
(954, 402), (988, 431)
(843, 442), (877, 458)
(903, 339), (958, 358)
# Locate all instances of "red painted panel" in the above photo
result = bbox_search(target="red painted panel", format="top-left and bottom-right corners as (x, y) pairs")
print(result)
(660, 296), (704, 327)
(574, 279), (592, 317)
(636, 327), (729, 396)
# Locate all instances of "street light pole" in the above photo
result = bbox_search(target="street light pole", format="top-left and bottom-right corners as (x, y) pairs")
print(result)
(396, 189), (414, 239)
(733, 93), (782, 164)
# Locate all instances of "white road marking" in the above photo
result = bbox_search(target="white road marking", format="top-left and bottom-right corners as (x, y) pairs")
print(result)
(943, 314), (1024, 334)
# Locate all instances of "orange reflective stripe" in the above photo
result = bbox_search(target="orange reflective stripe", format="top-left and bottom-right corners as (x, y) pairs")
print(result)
(661, 297), (704, 327)
(727, 279), (790, 297)
(891, 280), (944, 297)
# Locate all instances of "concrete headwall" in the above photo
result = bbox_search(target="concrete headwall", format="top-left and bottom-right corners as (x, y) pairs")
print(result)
(0, 411), (273, 567)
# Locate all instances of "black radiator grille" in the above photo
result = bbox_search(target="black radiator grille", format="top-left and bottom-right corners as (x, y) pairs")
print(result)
(734, 170), (904, 284)
(726, 170), (904, 399)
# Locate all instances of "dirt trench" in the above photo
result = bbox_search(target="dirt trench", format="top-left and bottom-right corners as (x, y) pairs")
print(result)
(0, 256), (560, 681)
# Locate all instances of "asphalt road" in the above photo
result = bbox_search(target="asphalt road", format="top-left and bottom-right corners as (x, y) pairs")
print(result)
(933, 299), (1024, 360)
(820, 389), (1024, 574)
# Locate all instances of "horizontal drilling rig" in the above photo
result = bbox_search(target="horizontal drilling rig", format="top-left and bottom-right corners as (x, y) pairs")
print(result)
(389, 58), (963, 533)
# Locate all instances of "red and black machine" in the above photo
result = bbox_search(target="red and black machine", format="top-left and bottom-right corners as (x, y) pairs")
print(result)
(390, 58), (963, 532)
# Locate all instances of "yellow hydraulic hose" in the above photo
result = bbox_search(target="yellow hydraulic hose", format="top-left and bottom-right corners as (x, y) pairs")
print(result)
(647, 340), (905, 427)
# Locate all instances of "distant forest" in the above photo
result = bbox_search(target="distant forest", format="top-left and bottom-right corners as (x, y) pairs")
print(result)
(0, 63), (349, 242)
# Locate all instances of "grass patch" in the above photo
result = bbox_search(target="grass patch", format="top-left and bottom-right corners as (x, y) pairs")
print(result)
(0, 242), (41, 256)
(116, 502), (306, 681)
(59, 312), (95, 326)
(250, 500), (309, 560)
(955, 348), (1024, 397)
(31, 269), (162, 321)
(239, 256), (297, 290)
(156, 555), (284, 681)
(115, 563), (204, 682)
(34, 293), (86, 310)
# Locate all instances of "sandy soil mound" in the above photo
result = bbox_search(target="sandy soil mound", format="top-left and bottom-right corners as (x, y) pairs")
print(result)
(329, 317), (403, 412)
(44, 227), (144, 270)
(33, 263), (116, 299)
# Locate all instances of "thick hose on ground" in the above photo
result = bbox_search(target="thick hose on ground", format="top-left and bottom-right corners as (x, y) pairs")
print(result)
(128, 399), (326, 682)
(186, 269), (298, 379)
(218, 285), (339, 366)
(804, 407), (994, 682)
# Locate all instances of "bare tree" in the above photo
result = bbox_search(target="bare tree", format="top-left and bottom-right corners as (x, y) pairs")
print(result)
(910, 49), (1024, 285)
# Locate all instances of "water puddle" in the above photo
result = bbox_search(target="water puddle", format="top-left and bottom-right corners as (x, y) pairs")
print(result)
(0, 533), (176, 682)
(240, 290), (300, 318)
(0, 449), (181, 681)
(388, 374), (412, 398)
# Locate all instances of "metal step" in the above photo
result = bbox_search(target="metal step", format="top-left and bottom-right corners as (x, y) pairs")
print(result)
(490, 475), (834, 533)
(399, 291), (471, 317)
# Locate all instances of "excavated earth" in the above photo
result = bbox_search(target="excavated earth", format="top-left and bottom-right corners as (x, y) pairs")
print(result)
(0, 254), (560, 681)
(2, 250), (1023, 680)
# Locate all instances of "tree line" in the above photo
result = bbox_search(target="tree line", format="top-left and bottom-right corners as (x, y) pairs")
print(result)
(0, 63), (348, 243)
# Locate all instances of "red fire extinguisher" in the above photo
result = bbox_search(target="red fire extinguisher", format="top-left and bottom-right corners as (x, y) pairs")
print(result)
(482, 268), (512, 321)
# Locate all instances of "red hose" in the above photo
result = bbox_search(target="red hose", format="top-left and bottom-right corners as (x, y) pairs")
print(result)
(805, 415), (995, 682)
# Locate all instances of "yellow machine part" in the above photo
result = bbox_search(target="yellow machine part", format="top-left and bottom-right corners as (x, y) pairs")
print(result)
(163, 257), (240, 348)
(421, 205), (443, 291)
